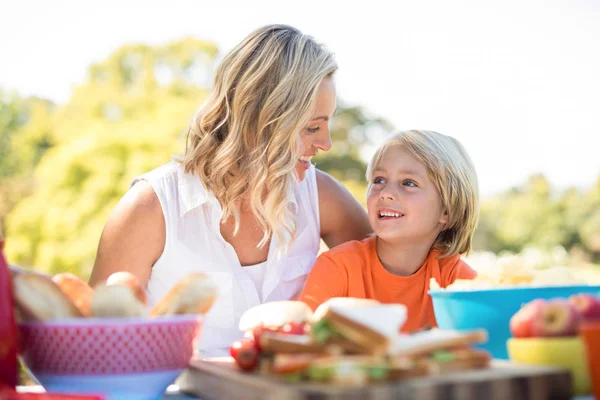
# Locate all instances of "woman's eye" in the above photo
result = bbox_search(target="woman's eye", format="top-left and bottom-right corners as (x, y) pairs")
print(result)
(373, 177), (385, 184)
(403, 179), (418, 187)
(306, 126), (320, 133)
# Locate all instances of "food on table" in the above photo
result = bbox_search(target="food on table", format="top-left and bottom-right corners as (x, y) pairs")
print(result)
(149, 272), (217, 317)
(569, 293), (600, 321)
(229, 339), (260, 371)
(91, 283), (146, 318)
(430, 262), (594, 291)
(52, 273), (95, 316)
(238, 300), (313, 350)
(11, 269), (217, 321)
(510, 298), (579, 338)
(12, 272), (83, 321)
(231, 298), (491, 383)
(311, 298), (407, 355)
(509, 294), (600, 339)
(106, 271), (148, 306)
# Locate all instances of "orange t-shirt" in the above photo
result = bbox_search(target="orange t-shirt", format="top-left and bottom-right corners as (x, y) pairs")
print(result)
(298, 236), (477, 332)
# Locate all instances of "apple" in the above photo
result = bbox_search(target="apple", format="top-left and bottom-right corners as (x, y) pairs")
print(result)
(569, 293), (600, 321)
(510, 299), (547, 338)
(530, 299), (580, 337)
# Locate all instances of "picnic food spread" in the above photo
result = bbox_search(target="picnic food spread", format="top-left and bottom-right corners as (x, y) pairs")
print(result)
(228, 298), (491, 384)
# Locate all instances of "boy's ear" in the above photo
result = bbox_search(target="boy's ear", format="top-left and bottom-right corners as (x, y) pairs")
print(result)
(439, 209), (449, 225)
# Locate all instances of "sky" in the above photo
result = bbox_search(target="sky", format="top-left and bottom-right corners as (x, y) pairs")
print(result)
(1, 0), (599, 197)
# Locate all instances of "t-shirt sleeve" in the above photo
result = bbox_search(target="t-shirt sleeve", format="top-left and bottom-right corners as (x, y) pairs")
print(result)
(297, 254), (348, 311)
(444, 258), (478, 287)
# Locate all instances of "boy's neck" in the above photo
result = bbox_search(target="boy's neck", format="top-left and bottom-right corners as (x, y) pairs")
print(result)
(375, 236), (434, 276)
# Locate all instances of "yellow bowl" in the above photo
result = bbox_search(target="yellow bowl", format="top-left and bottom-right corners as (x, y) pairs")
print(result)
(507, 337), (591, 395)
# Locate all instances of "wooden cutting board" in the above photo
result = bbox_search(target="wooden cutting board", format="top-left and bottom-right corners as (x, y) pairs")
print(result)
(176, 356), (573, 400)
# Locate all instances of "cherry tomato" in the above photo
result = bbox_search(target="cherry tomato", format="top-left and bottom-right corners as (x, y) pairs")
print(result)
(251, 325), (277, 351)
(279, 321), (309, 335)
(229, 339), (259, 371)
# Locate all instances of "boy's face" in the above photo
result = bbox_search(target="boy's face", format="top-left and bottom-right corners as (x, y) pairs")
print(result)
(366, 145), (448, 246)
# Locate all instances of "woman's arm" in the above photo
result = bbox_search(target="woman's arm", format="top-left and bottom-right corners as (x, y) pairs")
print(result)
(316, 169), (372, 249)
(89, 181), (165, 287)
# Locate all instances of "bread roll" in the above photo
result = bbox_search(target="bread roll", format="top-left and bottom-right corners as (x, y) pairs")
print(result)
(90, 284), (145, 318)
(106, 271), (147, 306)
(149, 272), (217, 317)
(12, 272), (83, 321)
(52, 273), (94, 316)
(238, 301), (313, 331)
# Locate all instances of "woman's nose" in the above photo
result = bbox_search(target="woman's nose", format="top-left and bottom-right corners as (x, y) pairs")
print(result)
(313, 129), (332, 152)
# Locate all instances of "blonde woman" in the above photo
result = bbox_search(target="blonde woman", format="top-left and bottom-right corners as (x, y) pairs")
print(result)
(89, 25), (371, 356)
(299, 130), (479, 332)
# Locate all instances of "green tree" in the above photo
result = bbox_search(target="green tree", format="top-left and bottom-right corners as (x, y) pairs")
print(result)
(5, 38), (218, 277)
(0, 90), (55, 234)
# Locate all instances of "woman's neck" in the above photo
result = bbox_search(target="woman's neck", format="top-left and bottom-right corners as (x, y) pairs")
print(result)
(375, 236), (434, 276)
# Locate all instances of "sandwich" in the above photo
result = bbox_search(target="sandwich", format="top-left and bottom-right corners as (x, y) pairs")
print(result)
(238, 301), (320, 352)
(310, 298), (408, 356)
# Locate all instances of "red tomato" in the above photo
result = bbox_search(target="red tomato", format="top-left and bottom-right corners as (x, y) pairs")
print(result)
(279, 321), (309, 335)
(251, 325), (277, 351)
(229, 339), (259, 371)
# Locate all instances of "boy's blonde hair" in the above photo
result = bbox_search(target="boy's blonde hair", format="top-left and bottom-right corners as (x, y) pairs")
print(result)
(180, 25), (337, 253)
(366, 130), (479, 257)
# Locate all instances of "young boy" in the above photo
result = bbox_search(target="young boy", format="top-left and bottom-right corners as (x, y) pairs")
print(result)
(298, 130), (479, 332)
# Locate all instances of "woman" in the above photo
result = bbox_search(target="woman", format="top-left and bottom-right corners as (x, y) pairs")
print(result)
(89, 24), (371, 356)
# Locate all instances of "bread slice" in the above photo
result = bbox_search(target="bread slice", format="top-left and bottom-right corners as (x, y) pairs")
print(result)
(149, 272), (217, 317)
(316, 303), (407, 356)
(91, 284), (145, 318)
(52, 273), (95, 317)
(13, 272), (83, 321)
(388, 329), (488, 357)
(259, 331), (326, 354)
(239, 301), (313, 332)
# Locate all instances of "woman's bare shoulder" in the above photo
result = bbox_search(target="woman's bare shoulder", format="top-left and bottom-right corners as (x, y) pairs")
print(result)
(89, 180), (165, 286)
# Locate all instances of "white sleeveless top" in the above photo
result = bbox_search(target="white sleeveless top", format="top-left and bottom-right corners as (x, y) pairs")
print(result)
(132, 162), (321, 357)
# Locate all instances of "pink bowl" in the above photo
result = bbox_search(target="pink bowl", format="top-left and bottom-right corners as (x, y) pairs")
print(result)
(18, 314), (202, 400)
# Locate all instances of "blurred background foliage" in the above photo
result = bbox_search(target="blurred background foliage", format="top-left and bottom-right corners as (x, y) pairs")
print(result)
(1, 38), (599, 279)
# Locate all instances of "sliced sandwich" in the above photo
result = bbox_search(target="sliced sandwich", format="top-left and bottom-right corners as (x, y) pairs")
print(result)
(388, 328), (490, 376)
(310, 298), (407, 356)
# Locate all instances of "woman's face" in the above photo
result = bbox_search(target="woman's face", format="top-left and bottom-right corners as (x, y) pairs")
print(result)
(295, 76), (337, 181)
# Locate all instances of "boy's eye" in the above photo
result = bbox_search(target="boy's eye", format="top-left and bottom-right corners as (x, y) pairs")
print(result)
(306, 126), (320, 133)
(403, 179), (418, 187)
(373, 176), (385, 184)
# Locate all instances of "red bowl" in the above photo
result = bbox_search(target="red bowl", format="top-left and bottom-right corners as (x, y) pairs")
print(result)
(18, 315), (202, 399)
(580, 321), (600, 399)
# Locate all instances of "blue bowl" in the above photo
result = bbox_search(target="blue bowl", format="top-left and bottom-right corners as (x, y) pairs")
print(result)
(429, 285), (600, 359)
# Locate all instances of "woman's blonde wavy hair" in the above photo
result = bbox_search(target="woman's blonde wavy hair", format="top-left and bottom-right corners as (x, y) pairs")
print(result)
(180, 24), (337, 254)
(366, 130), (480, 257)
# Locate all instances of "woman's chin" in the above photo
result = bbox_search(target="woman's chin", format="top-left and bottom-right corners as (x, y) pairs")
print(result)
(294, 165), (307, 182)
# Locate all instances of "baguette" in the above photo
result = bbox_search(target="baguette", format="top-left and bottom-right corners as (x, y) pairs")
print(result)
(90, 284), (145, 318)
(149, 272), (217, 317)
(52, 273), (95, 317)
(106, 271), (147, 306)
(12, 272), (83, 321)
